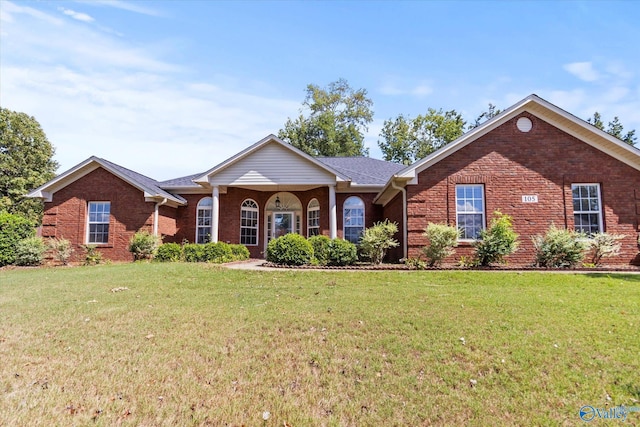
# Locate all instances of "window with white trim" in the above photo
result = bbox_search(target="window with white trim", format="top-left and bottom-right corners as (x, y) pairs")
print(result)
(343, 196), (364, 244)
(307, 198), (320, 237)
(240, 199), (259, 246)
(572, 184), (603, 234)
(196, 197), (212, 244)
(87, 201), (110, 244)
(456, 184), (485, 240)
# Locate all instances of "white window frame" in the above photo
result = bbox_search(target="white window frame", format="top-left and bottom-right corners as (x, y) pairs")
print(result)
(572, 183), (603, 235)
(307, 198), (320, 237)
(343, 196), (365, 244)
(240, 199), (259, 246)
(196, 197), (213, 244)
(86, 201), (110, 244)
(456, 184), (485, 241)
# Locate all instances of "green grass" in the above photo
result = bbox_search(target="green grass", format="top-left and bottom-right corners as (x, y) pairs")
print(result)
(1, 264), (639, 426)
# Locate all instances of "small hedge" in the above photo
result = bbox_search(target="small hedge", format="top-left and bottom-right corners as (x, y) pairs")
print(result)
(267, 233), (313, 266)
(128, 231), (161, 261)
(327, 238), (357, 266)
(0, 212), (35, 266)
(308, 235), (331, 265)
(15, 236), (46, 266)
(155, 242), (182, 262)
(229, 244), (250, 261)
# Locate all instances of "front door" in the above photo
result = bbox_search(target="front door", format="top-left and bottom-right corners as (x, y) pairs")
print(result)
(273, 212), (294, 238)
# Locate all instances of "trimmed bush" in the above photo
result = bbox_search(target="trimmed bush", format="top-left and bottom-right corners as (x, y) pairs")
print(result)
(533, 225), (587, 268)
(359, 220), (399, 264)
(327, 238), (358, 266)
(308, 235), (331, 265)
(474, 211), (519, 266)
(14, 236), (46, 266)
(81, 244), (102, 266)
(203, 241), (233, 263)
(128, 231), (161, 261)
(155, 242), (182, 262)
(183, 243), (206, 263)
(0, 212), (35, 266)
(229, 244), (250, 261)
(422, 223), (460, 267)
(266, 233), (313, 266)
(588, 232), (625, 266)
(48, 237), (74, 265)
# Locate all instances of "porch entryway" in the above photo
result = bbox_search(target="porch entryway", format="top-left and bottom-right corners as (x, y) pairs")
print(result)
(265, 192), (302, 252)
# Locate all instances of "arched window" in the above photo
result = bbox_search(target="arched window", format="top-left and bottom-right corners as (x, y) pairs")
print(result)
(343, 196), (364, 244)
(240, 199), (259, 246)
(307, 198), (320, 237)
(196, 197), (213, 244)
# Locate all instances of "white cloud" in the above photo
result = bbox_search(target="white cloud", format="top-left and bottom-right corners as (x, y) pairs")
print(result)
(75, 0), (162, 17)
(60, 8), (94, 23)
(379, 80), (433, 98)
(563, 61), (600, 82)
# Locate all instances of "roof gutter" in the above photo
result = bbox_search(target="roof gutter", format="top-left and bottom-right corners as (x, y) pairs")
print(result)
(391, 179), (408, 260)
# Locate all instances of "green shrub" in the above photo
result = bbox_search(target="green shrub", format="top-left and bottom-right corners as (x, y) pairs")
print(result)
(128, 231), (161, 261)
(81, 244), (102, 266)
(0, 212), (35, 266)
(308, 235), (331, 265)
(266, 233), (313, 266)
(155, 242), (182, 262)
(474, 211), (519, 266)
(14, 236), (46, 266)
(48, 237), (74, 265)
(359, 220), (399, 264)
(327, 238), (358, 266)
(422, 222), (460, 267)
(405, 257), (427, 270)
(229, 244), (250, 261)
(533, 225), (587, 268)
(183, 243), (206, 262)
(588, 232), (625, 266)
(203, 241), (233, 263)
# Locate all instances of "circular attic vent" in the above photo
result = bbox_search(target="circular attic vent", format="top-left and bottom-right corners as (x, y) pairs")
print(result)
(516, 117), (533, 132)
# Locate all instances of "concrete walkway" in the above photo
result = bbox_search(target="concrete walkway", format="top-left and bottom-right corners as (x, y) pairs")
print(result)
(224, 259), (273, 271)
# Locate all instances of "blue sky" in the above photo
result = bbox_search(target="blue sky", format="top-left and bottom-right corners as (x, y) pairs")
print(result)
(2, 0), (639, 180)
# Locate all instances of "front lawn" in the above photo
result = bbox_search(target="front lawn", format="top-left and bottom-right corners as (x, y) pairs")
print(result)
(1, 264), (639, 425)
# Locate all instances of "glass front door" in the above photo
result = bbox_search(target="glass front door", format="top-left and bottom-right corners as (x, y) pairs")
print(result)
(273, 212), (294, 238)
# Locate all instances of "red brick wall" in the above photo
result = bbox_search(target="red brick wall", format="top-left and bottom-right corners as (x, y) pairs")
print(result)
(406, 112), (640, 265)
(383, 192), (405, 262)
(41, 168), (164, 262)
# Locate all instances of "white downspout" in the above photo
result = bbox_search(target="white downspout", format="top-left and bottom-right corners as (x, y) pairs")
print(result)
(154, 198), (168, 237)
(391, 180), (408, 260)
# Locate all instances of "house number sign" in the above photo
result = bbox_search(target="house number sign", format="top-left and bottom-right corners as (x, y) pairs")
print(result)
(522, 195), (538, 203)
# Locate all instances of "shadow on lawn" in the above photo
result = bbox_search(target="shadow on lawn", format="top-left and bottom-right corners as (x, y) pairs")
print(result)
(583, 273), (640, 282)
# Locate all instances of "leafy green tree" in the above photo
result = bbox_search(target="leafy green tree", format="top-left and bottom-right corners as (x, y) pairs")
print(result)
(587, 112), (636, 145)
(378, 108), (466, 165)
(469, 103), (501, 129)
(278, 79), (373, 156)
(0, 108), (58, 223)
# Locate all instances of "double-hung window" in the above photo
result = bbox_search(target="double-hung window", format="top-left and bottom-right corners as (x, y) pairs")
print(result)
(240, 199), (259, 246)
(344, 196), (365, 244)
(87, 201), (110, 244)
(572, 184), (602, 234)
(456, 184), (485, 240)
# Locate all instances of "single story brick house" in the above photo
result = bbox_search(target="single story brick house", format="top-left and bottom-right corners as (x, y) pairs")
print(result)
(27, 94), (640, 265)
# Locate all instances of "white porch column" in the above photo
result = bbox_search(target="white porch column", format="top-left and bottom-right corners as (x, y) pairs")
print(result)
(329, 185), (337, 239)
(211, 186), (220, 243)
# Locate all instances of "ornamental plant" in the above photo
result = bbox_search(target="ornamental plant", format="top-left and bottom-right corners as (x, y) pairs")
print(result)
(308, 235), (331, 265)
(0, 212), (35, 266)
(128, 231), (162, 261)
(533, 225), (587, 268)
(359, 220), (399, 264)
(155, 242), (182, 262)
(48, 237), (74, 265)
(327, 238), (358, 266)
(266, 233), (313, 266)
(14, 236), (46, 266)
(474, 211), (519, 266)
(587, 232), (625, 266)
(422, 222), (460, 267)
